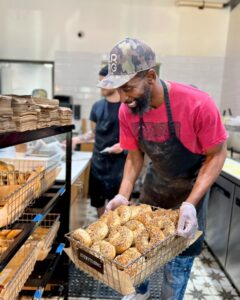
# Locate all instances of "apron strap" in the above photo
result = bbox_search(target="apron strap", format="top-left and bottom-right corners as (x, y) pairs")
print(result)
(160, 79), (176, 137)
(139, 79), (176, 139)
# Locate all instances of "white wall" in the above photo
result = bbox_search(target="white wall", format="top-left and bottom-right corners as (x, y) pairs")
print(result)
(0, 0), (231, 119)
(0, 0), (229, 59)
(220, 4), (240, 115)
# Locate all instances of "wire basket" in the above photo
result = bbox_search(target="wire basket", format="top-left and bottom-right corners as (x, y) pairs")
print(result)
(0, 170), (43, 228)
(0, 242), (38, 300)
(2, 153), (61, 172)
(17, 211), (60, 261)
(0, 161), (61, 228)
(0, 238), (14, 260)
(41, 165), (62, 194)
(66, 228), (202, 295)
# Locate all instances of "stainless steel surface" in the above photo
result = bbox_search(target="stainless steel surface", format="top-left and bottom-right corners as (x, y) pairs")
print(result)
(225, 123), (240, 153)
(206, 175), (234, 267)
(225, 185), (240, 292)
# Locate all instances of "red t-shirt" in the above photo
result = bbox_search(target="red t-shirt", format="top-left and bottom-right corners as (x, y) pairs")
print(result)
(119, 81), (228, 154)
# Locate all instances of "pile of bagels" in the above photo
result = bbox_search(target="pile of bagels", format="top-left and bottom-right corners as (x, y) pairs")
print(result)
(71, 204), (179, 277)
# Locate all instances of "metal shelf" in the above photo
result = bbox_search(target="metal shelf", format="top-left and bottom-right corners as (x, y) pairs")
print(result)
(0, 125), (74, 148)
(0, 186), (65, 271)
(0, 125), (73, 299)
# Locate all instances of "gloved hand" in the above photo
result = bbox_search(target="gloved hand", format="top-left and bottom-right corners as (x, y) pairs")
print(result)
(177, 202), (198, 239)
(105, 194), (129, 211)
(108, 143), (123, 154)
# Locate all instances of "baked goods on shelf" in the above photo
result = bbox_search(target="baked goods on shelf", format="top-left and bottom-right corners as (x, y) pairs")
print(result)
(0, 161), (56, 227)
(0, 243), (39, 300)
(0, 229), (23, 258)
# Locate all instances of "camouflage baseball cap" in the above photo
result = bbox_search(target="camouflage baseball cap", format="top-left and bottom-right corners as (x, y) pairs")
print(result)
(98, 37), (156, 89)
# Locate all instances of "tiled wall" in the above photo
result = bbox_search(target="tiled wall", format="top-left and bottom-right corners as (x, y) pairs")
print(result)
(54, 51), (107, 132)
(55, 52), (225, 126)
(159, 56), (225, 109)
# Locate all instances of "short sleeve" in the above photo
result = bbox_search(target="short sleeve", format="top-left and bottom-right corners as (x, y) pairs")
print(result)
(194, 96), (228, 152)
(89, 102), (98, 123)
(119, 104), (139, 150)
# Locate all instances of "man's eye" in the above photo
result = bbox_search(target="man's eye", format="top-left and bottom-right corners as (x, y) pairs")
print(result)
(123, 87), (133, 92)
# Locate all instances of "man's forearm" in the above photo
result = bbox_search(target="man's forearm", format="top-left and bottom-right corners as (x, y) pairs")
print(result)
(118, 150), (144, 199)
(186, 142), (227, 206)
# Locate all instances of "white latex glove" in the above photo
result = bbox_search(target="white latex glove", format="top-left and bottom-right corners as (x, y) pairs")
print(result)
(100, 143), (123, 154)
(177, 202), (198, 239)
(108, 143), (123, 154)
(105, 194), (129, 211)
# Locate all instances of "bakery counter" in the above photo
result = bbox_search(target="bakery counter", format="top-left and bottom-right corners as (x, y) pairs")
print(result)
(57, 151), (92, 184)
(57, 151), (92, 208)
(221, 157), (240, 186)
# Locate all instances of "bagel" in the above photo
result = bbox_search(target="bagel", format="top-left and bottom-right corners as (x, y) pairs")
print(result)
(129, 205), (142, 219)
(114, 247), (144, 277)
(100, 210), (121, 228)
(86, 220), (109, 242)
(71, 228), (92, 247)
(125, 220), (146, 244)
(115, 205), (132, 224)
(107, 225), (133, 254)
(134, 211), (153, 227)
(153, 208), (179, 226)
(135, 227), (165, 254)
(91, 240), (116, 260)
(138, 204), (152, 213)
(162, 221), (176, 237)
(148, 216), (176, 237)
(147, 216), (170, 230)
(168, 209), (179, 226)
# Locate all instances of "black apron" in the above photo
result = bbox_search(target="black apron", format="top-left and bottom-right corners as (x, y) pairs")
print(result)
(139, 80), (207, 256)
(90, 100), (126, 200)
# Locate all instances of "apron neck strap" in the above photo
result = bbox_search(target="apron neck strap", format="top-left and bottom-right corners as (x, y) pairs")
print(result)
(160, 79), (176, 137)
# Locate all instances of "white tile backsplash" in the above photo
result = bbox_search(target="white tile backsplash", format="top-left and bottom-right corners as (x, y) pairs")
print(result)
(55, 52), (225, 121)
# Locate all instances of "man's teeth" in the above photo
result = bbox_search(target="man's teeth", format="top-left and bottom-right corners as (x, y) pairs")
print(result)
(127, 101), (137, 108)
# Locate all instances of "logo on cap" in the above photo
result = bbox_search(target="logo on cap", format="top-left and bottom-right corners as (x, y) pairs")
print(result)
(110, 54), (118, 73)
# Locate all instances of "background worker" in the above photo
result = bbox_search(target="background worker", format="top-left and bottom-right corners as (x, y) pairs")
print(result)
(73, 65), (127, 217)
(99, 38), (228, 300)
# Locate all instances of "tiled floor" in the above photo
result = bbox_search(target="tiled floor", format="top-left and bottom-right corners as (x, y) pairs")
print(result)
(69, 198), (240, 300)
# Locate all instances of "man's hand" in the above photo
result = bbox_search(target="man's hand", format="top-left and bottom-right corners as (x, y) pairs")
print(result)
(177, 202), (198, 239)
(105, 194), (129, 211)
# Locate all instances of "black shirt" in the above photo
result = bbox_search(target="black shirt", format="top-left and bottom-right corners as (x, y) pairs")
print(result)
(90, 98), (121, 153)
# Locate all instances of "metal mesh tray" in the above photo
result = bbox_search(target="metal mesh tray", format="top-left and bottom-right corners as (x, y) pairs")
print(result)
(66, 213), (202, 296)
(0, 242), (38, 300)
(0, 163), (61, 228)
(17, 212), (60, 261)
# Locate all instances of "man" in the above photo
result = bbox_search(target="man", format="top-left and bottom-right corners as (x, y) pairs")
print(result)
(74, 65), (127, 217)
(98, 38), (228, 300)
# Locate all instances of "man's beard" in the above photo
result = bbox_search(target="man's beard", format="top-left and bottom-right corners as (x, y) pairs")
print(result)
(130, 86), (152, 115)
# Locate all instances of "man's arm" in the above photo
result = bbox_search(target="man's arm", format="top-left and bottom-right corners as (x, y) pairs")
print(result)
(177, 141), (227, 238)
(186, 141), (228, 206)
(118, 149), (145, 199)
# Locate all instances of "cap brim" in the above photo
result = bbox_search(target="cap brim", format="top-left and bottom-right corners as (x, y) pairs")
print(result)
(97, 73), (137, 89)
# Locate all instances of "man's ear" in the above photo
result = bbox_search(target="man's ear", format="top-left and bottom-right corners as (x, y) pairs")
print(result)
(146, 69), (157, 85)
